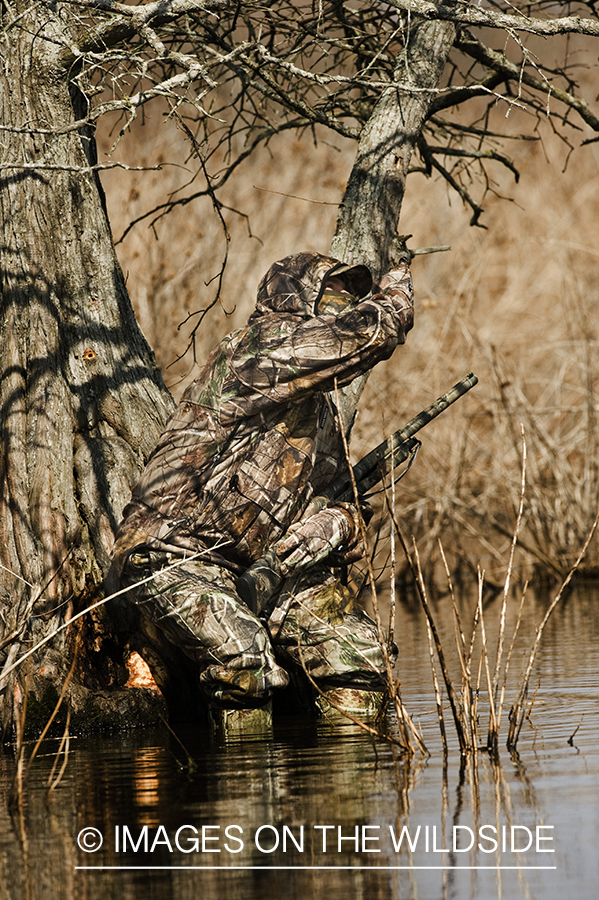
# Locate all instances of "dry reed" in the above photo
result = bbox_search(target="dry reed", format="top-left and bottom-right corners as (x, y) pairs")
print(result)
(384, 436), (599, 758)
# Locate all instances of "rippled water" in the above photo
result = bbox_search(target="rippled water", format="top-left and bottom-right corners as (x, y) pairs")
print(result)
(1, 586), (598, 900)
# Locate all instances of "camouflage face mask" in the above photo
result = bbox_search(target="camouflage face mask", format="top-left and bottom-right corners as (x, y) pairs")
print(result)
(251, 252), (372, 321)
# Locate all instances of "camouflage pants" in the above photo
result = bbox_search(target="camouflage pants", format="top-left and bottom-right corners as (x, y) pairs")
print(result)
(121, 551), (386, 709)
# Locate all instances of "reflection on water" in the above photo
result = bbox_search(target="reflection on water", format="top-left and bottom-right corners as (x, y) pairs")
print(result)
(1, 587), (598, 900)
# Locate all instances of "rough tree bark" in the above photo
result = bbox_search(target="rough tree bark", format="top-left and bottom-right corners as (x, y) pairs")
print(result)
(330, 20), (456, 430)
(0, 4), (174, 734)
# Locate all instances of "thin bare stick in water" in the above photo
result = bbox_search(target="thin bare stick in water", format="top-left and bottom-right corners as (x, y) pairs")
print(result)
(438, 541), (470, 747)
(410, 536), (448, 755)
(333, 380), (426, 756)
(467, 605), (483, 761)
(425, 616), (448, 758)
(380, 496), (425, 753)
(47, 707), (71, 793)
(490, 427), (526, 743)
(397, 529), (469, 755)
(507, 512), (599, 751)
(158, 715), (197, 772)
(476, 569), (499, 756)
(24, 650), (78, 779)
(388, 433), (397, 650)
(496, 582), (529, 735)
(0, 552), (209, 684)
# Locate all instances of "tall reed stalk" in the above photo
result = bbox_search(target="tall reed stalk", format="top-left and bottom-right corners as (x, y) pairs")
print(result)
(386, 427), (599, 758)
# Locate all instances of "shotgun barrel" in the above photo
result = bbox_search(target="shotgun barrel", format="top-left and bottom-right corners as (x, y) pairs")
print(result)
(326, 372), (479, 501)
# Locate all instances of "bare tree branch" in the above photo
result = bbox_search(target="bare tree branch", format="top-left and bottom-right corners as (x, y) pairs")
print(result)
(387, 0), (599, 37)
(60, 0), (229, 63)
(456, 28), (599, 132)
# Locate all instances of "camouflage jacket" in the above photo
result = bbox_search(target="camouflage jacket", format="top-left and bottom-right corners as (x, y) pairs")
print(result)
(112, 252), (414, 576)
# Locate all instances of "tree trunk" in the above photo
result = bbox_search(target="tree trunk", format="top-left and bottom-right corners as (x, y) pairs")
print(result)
(330, 20), (456, 431)
(0, 4), (174, 734)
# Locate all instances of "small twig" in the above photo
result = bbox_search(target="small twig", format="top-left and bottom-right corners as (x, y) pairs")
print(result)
(567, 718), (583, 747)
(507, 511), (599, 750)
(11, 662), (32, 804)
(0, 161), (164, 173)
(388, 434), (397, 648)
(438, 541), (474, 750)
(425, 617), (448, 758)
(524, 680), (541, 727)
(490, 425), (526, 741)
(411, 245), (452, 257)
(47, 708), (71, 793)
(468, 605), (483, 760)
(0, 552), (209, 684)
(252, 185), (339, 205)
(398, 530), (470, 755)
(476, 569), (499, 757)
(496, 582), (529, 737)
(333, 380), (426, 756)
(24, 650), (78, 779)
(158, 714), (197, 772)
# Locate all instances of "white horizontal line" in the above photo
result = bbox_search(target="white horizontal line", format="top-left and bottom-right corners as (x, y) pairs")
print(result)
(75, 865), (557, 871)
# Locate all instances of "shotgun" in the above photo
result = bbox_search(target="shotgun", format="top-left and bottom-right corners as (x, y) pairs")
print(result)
(236, 372), (478, 626)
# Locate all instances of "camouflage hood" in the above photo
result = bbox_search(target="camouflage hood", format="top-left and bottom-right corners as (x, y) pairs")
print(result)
(250, 252), (373, 321)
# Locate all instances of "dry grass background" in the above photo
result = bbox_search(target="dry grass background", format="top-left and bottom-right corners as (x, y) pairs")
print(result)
(99, 106), (599, 586)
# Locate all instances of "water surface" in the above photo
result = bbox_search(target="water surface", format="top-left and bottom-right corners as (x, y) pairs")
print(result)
(1, 586), (597, 900)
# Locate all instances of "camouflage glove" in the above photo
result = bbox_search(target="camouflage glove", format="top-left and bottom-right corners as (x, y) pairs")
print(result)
(275, 506), (356, 576)
(376, 260), (413, 298)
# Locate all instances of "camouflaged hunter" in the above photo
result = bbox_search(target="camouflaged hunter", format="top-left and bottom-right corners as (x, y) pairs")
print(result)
(112, 252), (414, 709)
